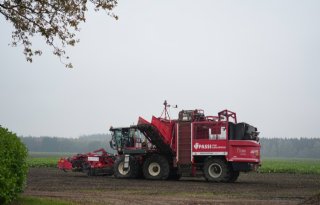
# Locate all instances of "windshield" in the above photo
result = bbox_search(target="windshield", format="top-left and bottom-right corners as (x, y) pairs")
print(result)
(110, 128), (147, 150)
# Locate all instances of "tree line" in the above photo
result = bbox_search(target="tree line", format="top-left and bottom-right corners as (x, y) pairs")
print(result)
(21, 134), (113, 154)
(20, 135), (320, 159)
(260, 138), (320, 159)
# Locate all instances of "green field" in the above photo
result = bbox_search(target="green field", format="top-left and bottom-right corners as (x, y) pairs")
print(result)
(260, 158), (320, 175)
(28, 152), (75, 158)
(27, 157), (60, 168)
(27, 152), (74, 168)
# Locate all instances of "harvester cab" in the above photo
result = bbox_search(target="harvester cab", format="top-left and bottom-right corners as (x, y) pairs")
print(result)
(109, 126), (152, 155)
(178, 109), (205, 121)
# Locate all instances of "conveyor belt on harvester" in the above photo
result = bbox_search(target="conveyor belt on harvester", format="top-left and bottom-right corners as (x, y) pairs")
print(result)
(137, 124), (174, 156)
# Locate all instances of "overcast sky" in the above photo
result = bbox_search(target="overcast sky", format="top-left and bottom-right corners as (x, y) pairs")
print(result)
(0, 0), (319, 138)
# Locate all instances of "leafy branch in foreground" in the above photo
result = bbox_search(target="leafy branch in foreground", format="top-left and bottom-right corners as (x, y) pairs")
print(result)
(0, 0), (118, 68)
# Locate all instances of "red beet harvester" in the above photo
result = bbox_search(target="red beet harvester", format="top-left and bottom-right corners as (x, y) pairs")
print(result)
(58, 101), (261, 182)
(109, 101), (260, 182)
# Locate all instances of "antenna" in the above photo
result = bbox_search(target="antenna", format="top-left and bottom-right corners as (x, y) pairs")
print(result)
(160, 100), (178, 120)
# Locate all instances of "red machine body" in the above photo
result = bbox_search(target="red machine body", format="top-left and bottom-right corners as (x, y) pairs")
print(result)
(146, 109), (260, 175)
(110, 104), (261, 182)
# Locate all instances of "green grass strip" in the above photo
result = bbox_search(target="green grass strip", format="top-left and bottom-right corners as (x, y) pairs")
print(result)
(11, 196), (73, 205)
(27, 157), (60, 168)
(260, 158), (320, 174)
(28, 152), (75, 158)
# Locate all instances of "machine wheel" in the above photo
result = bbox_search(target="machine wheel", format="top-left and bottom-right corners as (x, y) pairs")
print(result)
(114, 155), (139, 179)
(203, 158), (231, 182)
(143, 154), (169, 180)
(82, 162), (94, 176)
(228, 171), (240, 182)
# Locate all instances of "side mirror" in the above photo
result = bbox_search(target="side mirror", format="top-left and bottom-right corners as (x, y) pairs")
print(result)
(109, 141), (115, 149)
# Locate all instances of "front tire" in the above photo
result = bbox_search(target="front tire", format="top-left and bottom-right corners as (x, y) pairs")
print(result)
(203, 158), (231, 182)
(114, 155), (139, 179)
(143, 154), (169, 180)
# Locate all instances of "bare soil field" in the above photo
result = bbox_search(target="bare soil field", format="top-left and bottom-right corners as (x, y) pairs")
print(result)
(23, 168), (320, 205)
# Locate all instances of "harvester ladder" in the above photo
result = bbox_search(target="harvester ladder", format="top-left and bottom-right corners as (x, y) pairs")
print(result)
(177, 122), (192, 164)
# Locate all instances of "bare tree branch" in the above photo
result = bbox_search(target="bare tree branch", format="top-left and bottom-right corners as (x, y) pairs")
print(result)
(0, 0), (118, 68)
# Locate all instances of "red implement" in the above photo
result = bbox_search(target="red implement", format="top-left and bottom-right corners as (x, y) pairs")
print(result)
(57, 158), (73, 171)
(57, 148), (115, 176)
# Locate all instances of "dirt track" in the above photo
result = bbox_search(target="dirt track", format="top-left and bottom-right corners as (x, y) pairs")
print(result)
(23, 168), (320, 205)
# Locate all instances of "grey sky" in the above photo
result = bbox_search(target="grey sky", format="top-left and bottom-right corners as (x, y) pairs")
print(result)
(0, 0), (319, 138)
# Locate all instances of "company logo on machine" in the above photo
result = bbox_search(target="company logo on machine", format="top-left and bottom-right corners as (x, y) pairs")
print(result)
(193, 143), (226, 150)
(194, 143), (214, 150)
(88, 156), (99, 162)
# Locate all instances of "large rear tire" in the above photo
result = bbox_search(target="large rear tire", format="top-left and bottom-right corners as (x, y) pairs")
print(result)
(143, 154), (169, 180)
(203, 158), (231, 182)
(114, 155), (139, 179)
